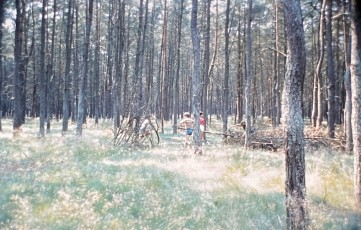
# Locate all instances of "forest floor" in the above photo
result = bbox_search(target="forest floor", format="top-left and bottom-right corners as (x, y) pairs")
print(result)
(0, 117), (360, 229)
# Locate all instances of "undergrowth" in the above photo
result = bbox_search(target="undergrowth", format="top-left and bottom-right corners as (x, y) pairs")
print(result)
(0, 118), (360, 229)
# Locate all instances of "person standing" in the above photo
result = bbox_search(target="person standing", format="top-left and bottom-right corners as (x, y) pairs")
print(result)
(200, 111), (206, 142)
(179, 112), (194, 147)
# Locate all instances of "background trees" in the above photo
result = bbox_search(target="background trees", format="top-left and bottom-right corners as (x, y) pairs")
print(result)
(2, 0), (361, 224)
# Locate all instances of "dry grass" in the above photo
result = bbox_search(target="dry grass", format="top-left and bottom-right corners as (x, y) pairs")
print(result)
(0, 117), (360, 229)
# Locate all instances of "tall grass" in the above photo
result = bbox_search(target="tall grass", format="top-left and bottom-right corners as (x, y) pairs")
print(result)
(0, 118), (359, 229)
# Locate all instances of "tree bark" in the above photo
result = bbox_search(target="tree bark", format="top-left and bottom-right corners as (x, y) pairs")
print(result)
(325, 0), (336, 138)
(13, 0), (27, 132)
(223, 0), (230, 140)
(350, 0), (361, 209)
(76, 0), (94, 136)
(172, 0), (184, 134)
(191, 0), (202, 154)
(62, 0), (73, 135)
(0, 0), (7, 131)
(39, 0), (48, 137)
(316, 0), (327, 129)
(343, 0), (352, 153)
(245, 0), (253, 148)
(281, 0), (307, 228)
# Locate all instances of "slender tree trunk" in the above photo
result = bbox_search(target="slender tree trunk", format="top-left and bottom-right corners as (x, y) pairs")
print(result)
(62, 0), (73, 135)
(160, 0), (168, 133)
(350, 0), (361, 209)
(343, 0), (352, 153)
(76, 0), (94, 136)
(39, 0), (48, 137)
(223, 0), (230, 140)
(46, 0), (57, 133)
(281, 0), (307, 228)
(273, 0), (281, 127)
(316, 0), (326, 128)
(94, 0), (100, 125)
(0, 0), (7, 131)
(202, 0), (211, 135)
(236, 3), (243, 124)
(191, 0), (202, 154)
(245, 0), (253, 148)
(133, 0), (145, 134)
(172, 0), (184, 134)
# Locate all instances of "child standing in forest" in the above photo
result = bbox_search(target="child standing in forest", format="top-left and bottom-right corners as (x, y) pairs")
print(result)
(200, 111), (205, 143)
(179, 112), (194, 147)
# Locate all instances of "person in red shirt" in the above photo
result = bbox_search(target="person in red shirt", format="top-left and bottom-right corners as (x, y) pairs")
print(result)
(200, 111), (205, 142)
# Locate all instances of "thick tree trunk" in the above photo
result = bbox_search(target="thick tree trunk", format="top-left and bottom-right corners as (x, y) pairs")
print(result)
(325, 0), (336, 138)
(191, 0), (202, 154)
(350, 0), (361, 209)
(14, 0), (27, 132)
(281, 0), (307, 228)
(76, 0), (94, 136)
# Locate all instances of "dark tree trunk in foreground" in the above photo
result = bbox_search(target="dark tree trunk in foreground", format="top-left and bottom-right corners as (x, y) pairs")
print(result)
(281, 0), (307, 228)
(325, 0), (336, 138)
(191, 0), (202, 154)
(76, 0), (94, 136)
(14, 0), (27, 132)
(39, 0), (47, 137)
(62, 0), (73, 134)
(350, 0), (361, 209)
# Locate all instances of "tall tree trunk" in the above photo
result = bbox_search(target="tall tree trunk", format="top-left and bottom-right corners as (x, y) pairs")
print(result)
(191, 0), (202, 154)
(160, 0), (168, 132)
(245, 0), (253, 148)
(94, 0), (100, 125)
(172, 0), (184, 134)
(76, 0), (94, 136)
(281, 0), (307, 228)
(13, 0), (27, 132)
(273, 0), (281, 127)
(133, 0), (145, 134)
(325, 0), (336, 138)
(46, 0), (57, 133)
(350, 0), (361, 209)
(343, 0), (352, 153)
(113, 0), (125, 129)
(39, 0), (48, 137)
(316, 0), (327, 128)
(0, 0), (7, 131)
(62, 0), (73, 135)
(202, 0), (211, 133)
(236, 3), (243, 124)
(223, 0), (230, 140)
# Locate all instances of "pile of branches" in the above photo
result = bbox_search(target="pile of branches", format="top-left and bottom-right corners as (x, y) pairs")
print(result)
(216, 121), (346, 152)
(113, 116), (140, 147)
(113, 115), (160, 148)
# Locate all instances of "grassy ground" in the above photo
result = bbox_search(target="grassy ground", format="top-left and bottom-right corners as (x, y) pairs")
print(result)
(0, 118), (360, 229)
